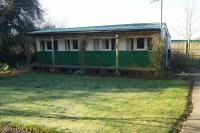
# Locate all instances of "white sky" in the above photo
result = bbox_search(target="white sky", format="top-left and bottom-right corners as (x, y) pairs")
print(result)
(40, 0), (200, 40)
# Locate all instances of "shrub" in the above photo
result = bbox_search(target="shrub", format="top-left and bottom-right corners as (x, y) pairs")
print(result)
(150, 34), (165, 76)
(0, 52), (26, 67)
(171, 53), (199, 70)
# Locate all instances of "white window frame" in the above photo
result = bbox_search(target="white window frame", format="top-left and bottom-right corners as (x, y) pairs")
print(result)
(72, 40), (79, 51)
(135, 38), (147, 51)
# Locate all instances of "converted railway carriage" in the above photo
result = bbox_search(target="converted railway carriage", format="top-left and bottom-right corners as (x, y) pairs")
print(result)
(28, 23), (171, 72)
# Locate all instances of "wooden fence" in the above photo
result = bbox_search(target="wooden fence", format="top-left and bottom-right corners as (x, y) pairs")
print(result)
(171, 41), (200, 60)
(170, 40), (200, 67)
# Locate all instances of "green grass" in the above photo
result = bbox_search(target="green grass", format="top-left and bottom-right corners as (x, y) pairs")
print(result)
(0, 73), (190, 133)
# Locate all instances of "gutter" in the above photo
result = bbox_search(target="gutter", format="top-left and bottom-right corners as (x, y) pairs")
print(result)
(26, 29), (161, 36)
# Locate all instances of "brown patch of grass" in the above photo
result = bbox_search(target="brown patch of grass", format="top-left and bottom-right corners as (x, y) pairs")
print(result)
(0, 122), (62, 133)
(0, 70), (24, 78)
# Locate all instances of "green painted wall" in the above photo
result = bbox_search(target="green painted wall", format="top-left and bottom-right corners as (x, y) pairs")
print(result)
(36, 51), (152, 67)
(85, 51), (116, 66)
(37, 51), (52, 65)
(119, 51), (152, 67)
(55, 51), (80, 65)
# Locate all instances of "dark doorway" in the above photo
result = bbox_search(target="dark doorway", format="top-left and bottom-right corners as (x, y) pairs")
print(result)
(54, 40), (58, 51)
(111, 38), (116, 51)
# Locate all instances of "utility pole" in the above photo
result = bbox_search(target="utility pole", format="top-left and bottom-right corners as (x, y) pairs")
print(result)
(152, 0), (168, 67)
(161, 0), (163, 30)
(151, 0), (163, 30)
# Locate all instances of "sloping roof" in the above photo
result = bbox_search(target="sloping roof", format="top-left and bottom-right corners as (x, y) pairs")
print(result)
(27, 23), (164, 35)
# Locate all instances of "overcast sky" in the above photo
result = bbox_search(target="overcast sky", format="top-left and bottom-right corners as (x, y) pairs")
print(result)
(40, 0), (200, 40)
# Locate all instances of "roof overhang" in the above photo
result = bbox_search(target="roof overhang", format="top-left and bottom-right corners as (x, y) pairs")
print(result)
(26, 29), (161, 36)
(26, 23), (163, 36)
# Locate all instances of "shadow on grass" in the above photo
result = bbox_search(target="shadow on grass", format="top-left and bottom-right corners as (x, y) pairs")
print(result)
(0, 73), (188, 93)
(0, 108), (177, 129)
(0, 73), (189, 110)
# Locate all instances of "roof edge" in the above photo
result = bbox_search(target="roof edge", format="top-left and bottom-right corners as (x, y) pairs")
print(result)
(27, 22), (163, 35)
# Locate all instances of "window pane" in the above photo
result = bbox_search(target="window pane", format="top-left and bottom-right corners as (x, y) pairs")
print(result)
(47, 41), (52, 50)
(54, 40), (58, 51)
(40, 41), (45, 51)
(65, 40), (70, 51)
(73, 40), (78, 49)
(111, 38), (115, 51)
(131, 39), (134, 50)
(106, 40), (109, 49)
(102, 39), (109, 49)
(137, 38), (144, 49)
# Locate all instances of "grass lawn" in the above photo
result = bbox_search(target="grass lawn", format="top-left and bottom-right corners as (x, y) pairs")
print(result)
(0, 73), (190, 133)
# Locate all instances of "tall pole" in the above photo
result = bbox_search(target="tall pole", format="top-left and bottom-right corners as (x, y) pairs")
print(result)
(161, 0), (163, 30)
(151, 0), (163, 31)
(152, 0), (167, 67)
(160, 0), (167, 67)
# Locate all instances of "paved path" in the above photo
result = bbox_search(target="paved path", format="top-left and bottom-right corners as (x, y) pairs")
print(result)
(182, 75), (200, 133)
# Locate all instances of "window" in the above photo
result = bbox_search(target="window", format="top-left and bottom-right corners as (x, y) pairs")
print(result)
(102, 39), (109, 49)
(93, 39), (99, 51)
(137, 38), (145, 49)
(40, 41), (45, 51)
(54, 40), (58, 51)
(65, 40), (70, 51)
(147, 38), (153, 50)
(126, 38), (134, 51)
(72, 40), (79, 50)
(111, 38), (116, 51)
(47, 41), (52, 50)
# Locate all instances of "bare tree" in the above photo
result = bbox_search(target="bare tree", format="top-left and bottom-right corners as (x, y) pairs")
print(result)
(173, 0), (200, 59)
(185, 0), (200, 59)
(37, 19), (67, 30)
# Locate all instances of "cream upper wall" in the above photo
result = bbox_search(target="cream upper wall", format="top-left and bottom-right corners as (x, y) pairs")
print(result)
(58, 39), (65, 51)
(119, 38), (126, 50)
(36, 36), (149, 52)
(86, 39), (94, 51)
